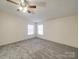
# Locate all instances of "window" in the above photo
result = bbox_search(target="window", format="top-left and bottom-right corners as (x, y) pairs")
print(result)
(28, 24), (34, 35)
(27, 24), (44, 36)
(37, 24), (43, 35)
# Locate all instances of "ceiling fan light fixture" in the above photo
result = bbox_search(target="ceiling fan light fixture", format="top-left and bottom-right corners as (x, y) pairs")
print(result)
(21, 0), (24, 4)
(22, 7), (28, 13)
(19, 6), (23, 11)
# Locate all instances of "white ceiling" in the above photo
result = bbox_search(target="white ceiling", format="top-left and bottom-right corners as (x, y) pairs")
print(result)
(0, 0), (77, 22)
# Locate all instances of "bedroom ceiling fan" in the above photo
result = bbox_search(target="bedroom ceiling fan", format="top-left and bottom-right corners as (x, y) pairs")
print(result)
(6, 0), (46, 13)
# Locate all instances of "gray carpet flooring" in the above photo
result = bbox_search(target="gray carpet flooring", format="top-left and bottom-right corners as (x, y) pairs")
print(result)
(0, 37), (77, 59)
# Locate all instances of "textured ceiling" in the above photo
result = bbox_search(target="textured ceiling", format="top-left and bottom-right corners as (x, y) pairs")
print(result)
(0, 0), (78, 22)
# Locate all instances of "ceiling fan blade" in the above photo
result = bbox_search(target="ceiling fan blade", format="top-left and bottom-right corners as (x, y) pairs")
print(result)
(28, 5), (36, 8)
(6, 0), (18, 5)
(27, 10), (31, 13)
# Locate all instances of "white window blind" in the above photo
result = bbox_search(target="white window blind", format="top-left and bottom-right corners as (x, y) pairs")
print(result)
(28, 24), (34, 35)
(37, 24), (43, 35)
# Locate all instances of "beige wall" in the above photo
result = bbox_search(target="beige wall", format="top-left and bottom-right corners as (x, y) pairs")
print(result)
(0, 11), (78, 48)
(43, 15), (78, 48)
(0, 11), (29, 46)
